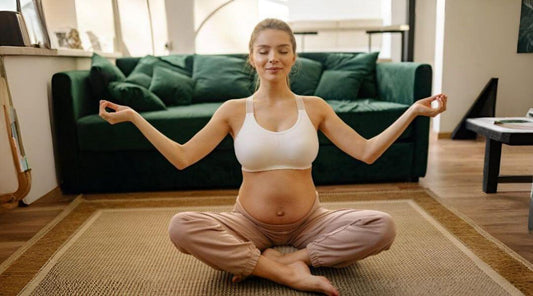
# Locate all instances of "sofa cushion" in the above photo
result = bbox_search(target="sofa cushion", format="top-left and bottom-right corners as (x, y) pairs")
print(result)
(314, 52), (379, 101)
(77, 102), (232, 151)
(149, 67), (193, 106)
(193, 55), (253, 102)
(319, 99), (412, 144)
(314, 70), (363, 100)
(160, 55), (194, 75)
(300, 52), (379, 99)
(107, 81), (167, 112)
(125, 72), (152, 89)
(89, 53), (125, 99)
(289, 57), (323, 95)
(78, 99), (411, 152)
(125, 55), (191, 88)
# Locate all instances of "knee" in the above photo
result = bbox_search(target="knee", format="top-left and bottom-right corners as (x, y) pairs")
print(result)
(374, 212), (396, 249)
(168, 212), (197, 252)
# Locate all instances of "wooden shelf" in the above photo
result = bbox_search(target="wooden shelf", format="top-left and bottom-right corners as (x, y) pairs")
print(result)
(0, 46), (122, 58)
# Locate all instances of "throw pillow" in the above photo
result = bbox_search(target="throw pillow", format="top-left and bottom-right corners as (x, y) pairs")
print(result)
(107, 81), (166, 112)
(126, 55), (190, 89)
(289, 57), (323, 95)
(314, 52), (379, 101)
(149, 67), (193, 106)
(90, 53), (125, 99)
(314, 70), (363, 101)
(125, 72), (152, 89)
(192, 55), (253, 103)
(160, 55), (194, 75)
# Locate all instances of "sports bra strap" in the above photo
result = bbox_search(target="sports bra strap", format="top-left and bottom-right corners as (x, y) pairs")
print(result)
(246, 96), (253, 113)
(296, 96), (305, 111)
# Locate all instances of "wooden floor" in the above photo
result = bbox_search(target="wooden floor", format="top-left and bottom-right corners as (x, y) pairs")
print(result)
(1, 133), (533, 266)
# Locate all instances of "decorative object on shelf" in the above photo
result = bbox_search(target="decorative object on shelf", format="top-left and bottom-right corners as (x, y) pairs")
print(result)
(86, 31), (102, 51)
(18, 0), (51, 48)
(0, 10), (31, 47)
(67, 28), (83, 49)
(0, 57), (31, 209)
(53, 29), (69, 49)
(52, 28), (83, 50)
(518, 0), (533, 53)
(526, 108), (533, 118)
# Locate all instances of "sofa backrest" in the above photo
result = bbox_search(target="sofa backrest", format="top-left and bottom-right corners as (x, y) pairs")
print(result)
(114, 52), (379, 104)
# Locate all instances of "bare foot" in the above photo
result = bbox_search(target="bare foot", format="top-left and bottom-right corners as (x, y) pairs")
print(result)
(262, 248), (283, 262)
(231, 275), (247, 283)
(263, 248), (311, 266)
(285, 261), (339, 296)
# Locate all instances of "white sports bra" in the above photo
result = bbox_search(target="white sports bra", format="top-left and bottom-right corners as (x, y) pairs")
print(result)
(234, 96), (319, 172)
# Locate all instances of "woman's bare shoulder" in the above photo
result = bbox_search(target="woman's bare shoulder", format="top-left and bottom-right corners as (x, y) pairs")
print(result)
(300, 95), (331, 111)
(216, 98), (247, 114)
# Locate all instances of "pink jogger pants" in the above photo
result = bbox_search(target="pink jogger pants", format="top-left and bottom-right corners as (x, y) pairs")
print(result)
(168, 195), (396, 277)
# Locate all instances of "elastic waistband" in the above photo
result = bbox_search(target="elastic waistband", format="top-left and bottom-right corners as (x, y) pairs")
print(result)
(234, 191), (320, 232)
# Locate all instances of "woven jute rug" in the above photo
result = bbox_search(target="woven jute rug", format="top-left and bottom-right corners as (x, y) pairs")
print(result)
(1, 189), (532, 295)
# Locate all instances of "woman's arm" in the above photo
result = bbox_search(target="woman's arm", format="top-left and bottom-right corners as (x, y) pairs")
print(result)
(318, 94), (447, 164)
(99, 100), (233, 170)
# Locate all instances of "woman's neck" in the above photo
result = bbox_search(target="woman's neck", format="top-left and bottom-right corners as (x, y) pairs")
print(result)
(254, 81), (294, 102)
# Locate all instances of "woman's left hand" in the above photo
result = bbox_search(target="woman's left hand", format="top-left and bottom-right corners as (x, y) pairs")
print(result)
(412, 93), (447, 117)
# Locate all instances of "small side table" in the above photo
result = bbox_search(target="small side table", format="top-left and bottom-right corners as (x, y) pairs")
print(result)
(465, 117), (533, 193)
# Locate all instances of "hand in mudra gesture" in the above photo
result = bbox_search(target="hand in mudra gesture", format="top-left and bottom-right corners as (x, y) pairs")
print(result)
(412, 93), (447, 117)
(99, 100), (135, 125)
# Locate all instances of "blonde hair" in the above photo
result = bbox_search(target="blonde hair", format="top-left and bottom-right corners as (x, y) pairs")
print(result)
(248, 18), (297, 90)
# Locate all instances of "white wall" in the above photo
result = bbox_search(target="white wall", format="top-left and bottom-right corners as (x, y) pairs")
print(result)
(165, 0), (195, 53)
(41, 0), (78, 39)
(0, 55), (91, 204)
(194, 0), (259, 54)
(414, 0), (436, 65)
(288, 0), (381, 21)
(435, 0), (533, 133)
(390, 0), (407, 62)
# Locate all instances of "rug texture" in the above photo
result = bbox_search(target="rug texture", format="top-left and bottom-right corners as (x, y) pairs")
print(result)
(0, 189), (532, 296)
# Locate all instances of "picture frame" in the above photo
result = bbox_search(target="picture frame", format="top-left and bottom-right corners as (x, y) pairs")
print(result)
(19, 0), (51, 48)
(518, 0), (533, 53)
(51, 27), (83, 50)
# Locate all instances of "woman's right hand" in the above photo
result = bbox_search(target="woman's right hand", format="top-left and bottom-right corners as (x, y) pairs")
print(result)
(99, 100), (135, 125)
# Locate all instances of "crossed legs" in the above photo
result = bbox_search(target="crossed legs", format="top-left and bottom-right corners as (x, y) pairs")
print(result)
(168, 207), (396, 296)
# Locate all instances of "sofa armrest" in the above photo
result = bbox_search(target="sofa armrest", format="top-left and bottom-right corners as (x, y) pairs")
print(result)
(52, 70), (96, 120)
(376, 63), (432, 180)
(51, 70), (94, 193)
(376, 62), (432, 105)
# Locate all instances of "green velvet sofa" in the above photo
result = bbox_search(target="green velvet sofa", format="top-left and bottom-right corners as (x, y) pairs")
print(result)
(51, 52), (432, 193)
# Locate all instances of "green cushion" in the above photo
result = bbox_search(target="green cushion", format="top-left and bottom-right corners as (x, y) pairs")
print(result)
(89, 53), (125, 99)
(125, 72), (152, 89)
(149, 67), (193, 106)
(315, 52), (379, 100)
(289, 57), (323, 95)
(315, 70), (363, 100)
(318, 99), (412, 144)
(77, 99), (410, 152)
(125, 55), (191, 89)
(77, 103), (229, 151)
(107, 81), (166, 112)
(193, 55), (253, 102)
(160, 55), (194, 74)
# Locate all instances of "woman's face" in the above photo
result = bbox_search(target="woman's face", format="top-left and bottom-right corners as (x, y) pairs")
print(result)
(250, 29), (296, 83)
